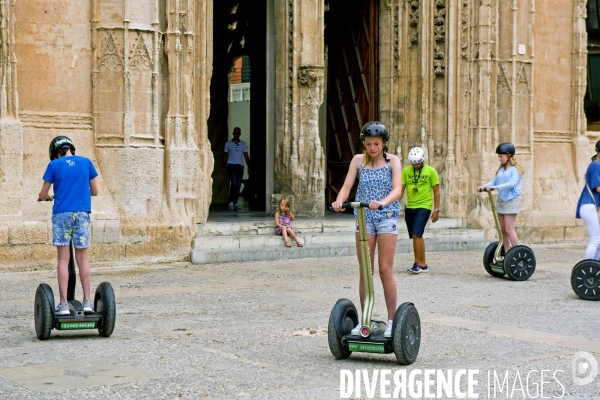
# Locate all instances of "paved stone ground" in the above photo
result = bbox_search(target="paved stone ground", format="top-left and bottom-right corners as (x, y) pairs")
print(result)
(1, 243), (599, 399)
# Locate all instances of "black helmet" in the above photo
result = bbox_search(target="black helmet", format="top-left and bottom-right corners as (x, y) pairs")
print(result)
(49, 136), (76, 161)
(595, 140), (600, 152)
(360, 121), (389, 141)
(496, 142), (515, 155)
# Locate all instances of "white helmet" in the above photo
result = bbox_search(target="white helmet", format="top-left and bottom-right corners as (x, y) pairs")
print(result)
(408, 147), (425, 164)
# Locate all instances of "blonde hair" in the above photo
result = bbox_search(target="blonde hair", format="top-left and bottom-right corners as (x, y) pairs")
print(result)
(498, 155), (525, 175)
(278, 197), (291, 213)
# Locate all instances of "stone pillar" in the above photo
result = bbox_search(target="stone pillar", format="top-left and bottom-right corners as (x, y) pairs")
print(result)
(572, 0), (590, 186)
(274, 0), (326, 217)
(194, 0), (215, 224)
(163, 0), (212, 226)
(0, 0), (23, 219)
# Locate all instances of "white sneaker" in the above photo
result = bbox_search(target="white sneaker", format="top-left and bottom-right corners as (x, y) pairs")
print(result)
(351, 322), (361, 335)
(384, 320), (393, 338)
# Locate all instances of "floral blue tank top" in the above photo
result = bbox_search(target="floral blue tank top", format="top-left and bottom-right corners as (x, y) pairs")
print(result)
(354, 163), (400, 222)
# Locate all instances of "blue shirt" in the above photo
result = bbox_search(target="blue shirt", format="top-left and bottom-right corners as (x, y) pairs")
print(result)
(576, 161), (600, 218)
(484, 165), (522, 202)
(42, 155), (98, 215)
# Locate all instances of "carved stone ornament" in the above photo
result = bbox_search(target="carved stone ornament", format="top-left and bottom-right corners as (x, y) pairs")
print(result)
(297, 66), (324, 87)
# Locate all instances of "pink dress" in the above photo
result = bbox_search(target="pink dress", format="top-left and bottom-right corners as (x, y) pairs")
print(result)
(275, 214), (291, 235)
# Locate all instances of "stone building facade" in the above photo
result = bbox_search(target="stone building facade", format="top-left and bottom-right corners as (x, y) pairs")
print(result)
(0, 0), (592, 266)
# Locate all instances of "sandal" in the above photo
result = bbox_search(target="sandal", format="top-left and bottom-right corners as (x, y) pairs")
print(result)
(297, 242), (304, 247)
(285, 242), (292, 247)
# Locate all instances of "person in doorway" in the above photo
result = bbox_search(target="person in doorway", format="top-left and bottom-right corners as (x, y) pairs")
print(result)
(274, 197), (303, 247)
(222, 127), (251, 211)
(38, 136), (99, 316)
(575, 140), (600, 260)
(331, 121), (401, 338)
(401, 147), (440, 274)
(477, 142), (524, 254)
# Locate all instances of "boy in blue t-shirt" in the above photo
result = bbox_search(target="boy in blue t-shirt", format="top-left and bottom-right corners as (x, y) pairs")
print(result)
(38, 136), (99, 316)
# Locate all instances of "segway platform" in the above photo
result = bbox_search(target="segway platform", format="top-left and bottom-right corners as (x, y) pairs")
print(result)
(343, 320), (393, 354)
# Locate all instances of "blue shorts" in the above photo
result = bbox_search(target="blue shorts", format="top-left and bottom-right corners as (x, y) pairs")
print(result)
(51, 212), (91, 248)
(355, 218), (398, 235)
(404, 208), (431, 239)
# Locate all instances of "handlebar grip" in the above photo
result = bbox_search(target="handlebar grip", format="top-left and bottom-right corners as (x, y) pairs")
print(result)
(330, 202), (384, 211)
(478, 187), (495, 192)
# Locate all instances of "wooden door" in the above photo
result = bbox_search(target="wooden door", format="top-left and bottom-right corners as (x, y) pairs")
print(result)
(325, 0), (379, 206)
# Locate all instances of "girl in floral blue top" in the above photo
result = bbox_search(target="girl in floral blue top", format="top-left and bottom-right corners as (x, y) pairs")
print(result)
(331, 121), (402, 339)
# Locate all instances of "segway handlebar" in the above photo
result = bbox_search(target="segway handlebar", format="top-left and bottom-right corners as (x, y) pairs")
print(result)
(329, 202), (384, 211)
(478, 187), (495, 192)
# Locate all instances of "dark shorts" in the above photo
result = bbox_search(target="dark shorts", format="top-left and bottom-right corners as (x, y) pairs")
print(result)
(404, 208), (431, 239)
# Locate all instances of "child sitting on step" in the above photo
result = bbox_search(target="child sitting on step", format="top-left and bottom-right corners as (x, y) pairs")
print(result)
(275, 197), (303, 247)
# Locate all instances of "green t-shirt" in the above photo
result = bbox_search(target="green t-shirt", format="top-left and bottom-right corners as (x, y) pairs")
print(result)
(402, 164), (440, 210)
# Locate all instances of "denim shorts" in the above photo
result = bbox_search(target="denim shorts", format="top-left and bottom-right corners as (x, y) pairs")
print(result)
(52, 212), (91, 248)
(355, 218), (398, 235)
(404, 208), (431, 239)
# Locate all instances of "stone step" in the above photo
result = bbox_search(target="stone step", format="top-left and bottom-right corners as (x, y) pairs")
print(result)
(191, 237), (493, 265)
(192, 228), (485, 250)
(196, 216), (466, 236)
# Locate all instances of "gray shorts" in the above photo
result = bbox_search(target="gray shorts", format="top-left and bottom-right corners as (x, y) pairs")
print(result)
(355, 218), (398, 235)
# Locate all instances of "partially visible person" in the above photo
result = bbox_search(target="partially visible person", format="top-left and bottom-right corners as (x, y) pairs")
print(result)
(38, 136), (99, 316)
(400, 147), (440, 274)
(576, 140), (600, 260)
(331, 121), (401, 338)
(477, 142), (524, 254)
(222, 127), (251, 211)
(274, 197), (303, 247)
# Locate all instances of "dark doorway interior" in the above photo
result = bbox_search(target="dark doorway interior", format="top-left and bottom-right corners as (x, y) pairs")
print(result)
(324, 0), (379, 207)
(586, 0), (600, 130)
(208, 0), (267, 211)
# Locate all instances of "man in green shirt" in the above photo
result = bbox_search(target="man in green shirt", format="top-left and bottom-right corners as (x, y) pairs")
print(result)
(400, 147), (440, 273)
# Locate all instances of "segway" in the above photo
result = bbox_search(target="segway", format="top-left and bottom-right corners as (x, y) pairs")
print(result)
(327, 202), (420, 364)
(571, 260), (600, 300)
(34, 240), (116, 340)
(479, 188), (536, 281)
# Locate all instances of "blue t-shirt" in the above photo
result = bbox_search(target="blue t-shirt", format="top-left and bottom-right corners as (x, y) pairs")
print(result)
(576, 161), (600, 218)
(42, 155), (99, 215)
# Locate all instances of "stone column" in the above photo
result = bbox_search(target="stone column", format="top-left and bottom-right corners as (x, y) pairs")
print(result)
(163, 0), (212, 226)
(572, 0), (590, 186)
(274, 0), (326, 217)
(0, 0), (23, 219)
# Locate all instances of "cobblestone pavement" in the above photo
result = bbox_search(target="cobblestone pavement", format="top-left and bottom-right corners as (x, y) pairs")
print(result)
(1, 243), (599, 399)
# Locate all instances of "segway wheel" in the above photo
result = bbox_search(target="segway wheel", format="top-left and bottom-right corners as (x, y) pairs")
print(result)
(503, 245), (536, 281)
(327, 298), (358, 359)
(571, 260), (600, 301)
(483, 241), (505, 277)
(392, 302), (420, 365)
(95, 282), (116, 337)
(34, 285), (54, 340)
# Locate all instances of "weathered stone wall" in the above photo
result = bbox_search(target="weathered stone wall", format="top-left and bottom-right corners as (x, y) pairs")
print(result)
(1, 0), (213, 268)
(0, 0), (590, 268)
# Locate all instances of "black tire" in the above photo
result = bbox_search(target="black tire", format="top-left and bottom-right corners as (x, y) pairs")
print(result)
(392, 302), (420, 365)
(571, 260), (600, 301)
(503, 245), (536, 281)
(34, 285), (53, 340)
(327, 299), (358, 359)
(483, 241), (505, 277)
(95, 282), (116, 337)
